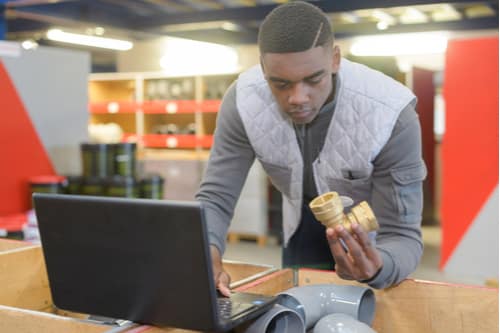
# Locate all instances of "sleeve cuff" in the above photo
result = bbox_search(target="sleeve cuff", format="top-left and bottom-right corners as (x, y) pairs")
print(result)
(209, 232), (226, 255)
(362, 251), (395, 289)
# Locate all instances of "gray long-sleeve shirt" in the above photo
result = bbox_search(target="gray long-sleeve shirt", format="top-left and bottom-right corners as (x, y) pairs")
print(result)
(196, 75), (426, 289)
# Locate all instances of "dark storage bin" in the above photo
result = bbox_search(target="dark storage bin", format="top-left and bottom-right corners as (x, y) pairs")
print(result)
(106, 176), (139, 198)
(29, 175), (67, 195)
(81, 143), (114, 178)
(28, 175), (67, 209)
(140, 174), (165, 199)
(112, 143), (136, 177)
(64, 175), (83, 195)
(80, 177), (106, 196)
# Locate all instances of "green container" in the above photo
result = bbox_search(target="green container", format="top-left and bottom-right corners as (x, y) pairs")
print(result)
(140, 174), (165, 199)
(106, 176), (139, 198)
(80, 177), (106, 196)
(29, 175), (67, 194)
(81, 143), (114, 178)
(113, 143), (137, 177)
(65, 175), (83, 194)
(29, 175), (67, 207)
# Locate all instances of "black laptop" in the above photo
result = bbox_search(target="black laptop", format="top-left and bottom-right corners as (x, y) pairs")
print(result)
(33, 193), (277, 332)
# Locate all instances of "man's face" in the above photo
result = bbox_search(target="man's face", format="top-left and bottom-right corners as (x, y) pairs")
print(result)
(261, 45), (340, 124)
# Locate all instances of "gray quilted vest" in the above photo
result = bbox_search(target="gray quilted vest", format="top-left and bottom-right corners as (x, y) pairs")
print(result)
(236, 58), (416, 246)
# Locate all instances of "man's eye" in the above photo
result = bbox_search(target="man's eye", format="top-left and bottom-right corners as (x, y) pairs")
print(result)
(305, 80), (321, 85)
(273, 82), (290, 90)
(305, 76), (324, 85)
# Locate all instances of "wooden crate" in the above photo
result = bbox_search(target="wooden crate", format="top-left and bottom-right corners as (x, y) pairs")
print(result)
(235, 268), (499, 333)
(2, 240), (496, 333)
(0, 239), (276, 333)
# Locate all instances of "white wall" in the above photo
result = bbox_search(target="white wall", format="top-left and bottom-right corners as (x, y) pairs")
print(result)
(2, 46), (90, 175)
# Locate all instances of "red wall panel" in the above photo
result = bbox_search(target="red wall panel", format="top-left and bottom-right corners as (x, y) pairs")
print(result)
(412, 67), (436, 224)
(0, 61), (55, 215)
(440, 37), (499, 268)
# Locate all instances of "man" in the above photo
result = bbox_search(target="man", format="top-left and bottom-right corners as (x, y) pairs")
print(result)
(196, 1), (426, 294)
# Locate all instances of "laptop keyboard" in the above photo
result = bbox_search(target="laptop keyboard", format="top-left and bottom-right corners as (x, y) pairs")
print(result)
(217, 298), (256, 320)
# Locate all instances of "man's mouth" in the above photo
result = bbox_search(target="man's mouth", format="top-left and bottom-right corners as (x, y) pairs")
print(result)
(289, 109), (313, 119)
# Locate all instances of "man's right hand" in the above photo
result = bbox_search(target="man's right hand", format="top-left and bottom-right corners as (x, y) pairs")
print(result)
(210, 245), (231, 297)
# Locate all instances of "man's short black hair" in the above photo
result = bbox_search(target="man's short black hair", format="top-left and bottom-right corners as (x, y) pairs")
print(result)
(258, 1), (333, 54)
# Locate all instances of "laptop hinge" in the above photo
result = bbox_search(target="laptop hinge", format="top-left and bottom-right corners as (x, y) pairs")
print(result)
(86, 315), (137, 332)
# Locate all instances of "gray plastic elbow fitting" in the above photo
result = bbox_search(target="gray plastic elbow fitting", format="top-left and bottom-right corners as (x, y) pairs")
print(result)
(276, 284), (376, 330)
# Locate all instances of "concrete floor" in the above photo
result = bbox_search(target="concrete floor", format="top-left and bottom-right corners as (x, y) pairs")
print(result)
(224, 225), (487, 287)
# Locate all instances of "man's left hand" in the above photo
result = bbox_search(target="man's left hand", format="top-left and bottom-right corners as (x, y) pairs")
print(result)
(326, 222), (383, 281)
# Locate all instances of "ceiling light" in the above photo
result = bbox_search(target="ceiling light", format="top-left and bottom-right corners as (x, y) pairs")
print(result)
(372, 9), (395, 31)
(221, 22), (240, 32)
(400, 8), (429, 24)
(376, 21), (389, 30)
(159, 37), (239, 76)
(46, 29), (133, 51)
(350, 32), (448, 56)
(432, 4), (462, 22)
(94, 27), (105, 36)
(465, 5), (496, 18)
(372, 9), (396, 25)
(340, 13), (360, 24)
(21, 39), (38, 50)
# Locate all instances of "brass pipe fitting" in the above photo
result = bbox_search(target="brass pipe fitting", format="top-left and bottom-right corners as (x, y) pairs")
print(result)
(309, 192), (379, 233)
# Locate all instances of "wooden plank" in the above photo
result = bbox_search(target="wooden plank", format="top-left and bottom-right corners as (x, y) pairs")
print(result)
(0, 246), (52, 311)
(0, 238), (32, 252)
(134, 326), (200, 333)
(0, 305), (108, 333)
(298, 269), (499, 333)
(234, 269), (295, 296)
(227, 232), (267, 247)
(223, 260), (275, 287)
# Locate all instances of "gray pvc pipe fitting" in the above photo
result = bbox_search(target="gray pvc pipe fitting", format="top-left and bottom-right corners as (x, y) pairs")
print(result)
(242, 304), (305, 333)
(276, 284), (376, 330)
(313, 313), (377, 333)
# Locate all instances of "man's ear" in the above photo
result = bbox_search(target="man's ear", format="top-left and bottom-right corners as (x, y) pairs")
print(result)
(331, 45), (341, 73)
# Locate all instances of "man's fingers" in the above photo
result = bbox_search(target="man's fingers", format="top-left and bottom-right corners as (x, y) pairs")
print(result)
(334, 225), (370, 268)
(216, 271), (231, 297)
(329, 224), (384, 281)
(334, 264), (354, 280)
(210, 245), (231, 297)
(351, 223), (379, 260)
(327, 228), (355, 278)
(327, 228), (348, 258)
(217, 283), (231, 297)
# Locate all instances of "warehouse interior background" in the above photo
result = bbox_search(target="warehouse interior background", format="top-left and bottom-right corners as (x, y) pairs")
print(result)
(0, 0), (498, 288)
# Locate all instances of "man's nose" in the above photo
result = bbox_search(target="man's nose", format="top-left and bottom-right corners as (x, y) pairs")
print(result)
(288, 82), (309, 105)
